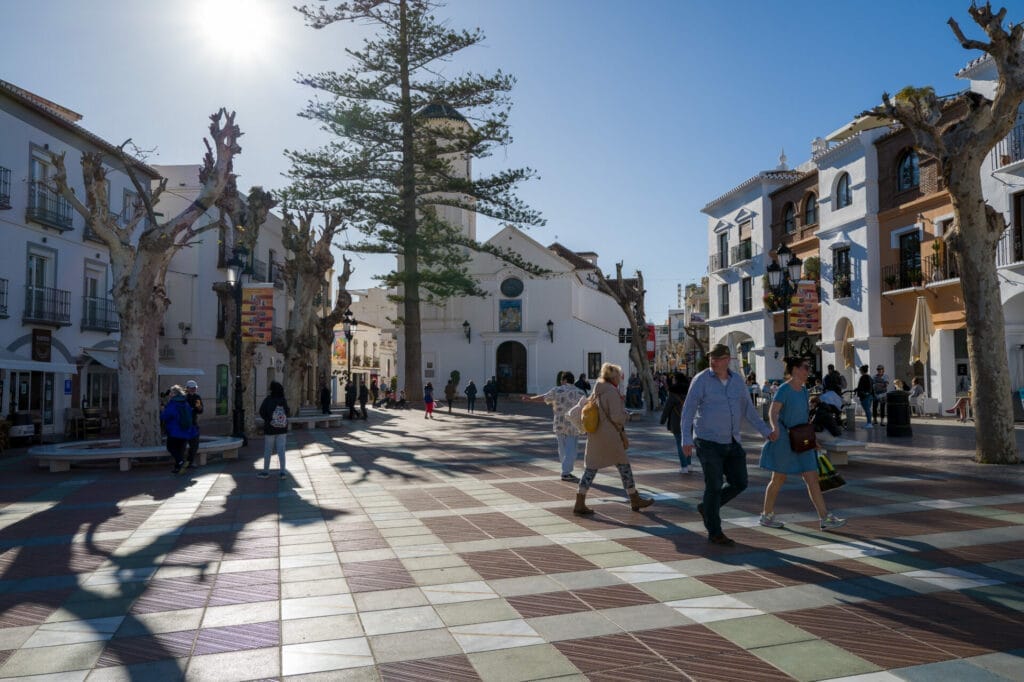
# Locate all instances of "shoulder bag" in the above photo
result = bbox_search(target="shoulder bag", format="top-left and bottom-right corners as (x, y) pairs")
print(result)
(788, 422), (817, 453)
(597, 395), (629, 449)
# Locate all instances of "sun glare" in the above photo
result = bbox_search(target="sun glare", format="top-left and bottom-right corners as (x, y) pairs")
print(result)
(195, 0), (277, 61)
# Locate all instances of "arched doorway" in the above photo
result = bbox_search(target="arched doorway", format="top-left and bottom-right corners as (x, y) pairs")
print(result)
(496, 341), (527, 394)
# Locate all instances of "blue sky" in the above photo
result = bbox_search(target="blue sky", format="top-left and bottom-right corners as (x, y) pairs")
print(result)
(1, 0), (989, 318)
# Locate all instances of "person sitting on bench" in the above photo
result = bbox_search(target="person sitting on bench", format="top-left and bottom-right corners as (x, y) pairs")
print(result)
(810, 395), (843, 447)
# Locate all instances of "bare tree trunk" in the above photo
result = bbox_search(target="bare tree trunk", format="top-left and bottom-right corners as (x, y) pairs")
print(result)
(948, 169), (1018, 463)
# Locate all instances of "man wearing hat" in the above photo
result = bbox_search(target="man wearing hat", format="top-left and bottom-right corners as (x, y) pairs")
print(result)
(680, 344), (777, 546)
(184, 380), (204, 468)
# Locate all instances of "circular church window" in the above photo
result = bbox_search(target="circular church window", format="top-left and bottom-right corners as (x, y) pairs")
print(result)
(500, 277), (524, 298)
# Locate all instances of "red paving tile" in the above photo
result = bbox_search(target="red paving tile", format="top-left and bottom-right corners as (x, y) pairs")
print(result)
(379, 654), (481, 681)
(553, 633), (662, 673)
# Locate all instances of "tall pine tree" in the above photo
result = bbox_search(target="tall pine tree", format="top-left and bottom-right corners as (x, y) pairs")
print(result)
(288, 0), (543, 401)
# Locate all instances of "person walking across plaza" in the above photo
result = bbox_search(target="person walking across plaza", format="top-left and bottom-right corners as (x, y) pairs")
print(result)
(465, 380), (478, 413)
(258, 380), (290, 479)
(659, 373), (691, 473)
(680, 344), (776, 546)
(319, 382), (331, 415)
(424, 382), (435, 419)
(345, 381), (358, 420)
(527, 372), (585, 482)
(572, 363), (653, 515)
(183, 379), (204, 469)
(358, 382), (369, 419)
(855, 364), (875, 429)
(758, 357), (847, 531)
(484, 377), (498, 412)
(161, 385), (197, 475)
(575, 372), (591, 394)
(444, 379), (457, 414)
(872, 364), (890, 426)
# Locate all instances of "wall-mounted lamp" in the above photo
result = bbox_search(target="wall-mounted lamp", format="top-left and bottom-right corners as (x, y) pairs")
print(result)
(546, 319), (554, 343)
(462, 320), (471, 343)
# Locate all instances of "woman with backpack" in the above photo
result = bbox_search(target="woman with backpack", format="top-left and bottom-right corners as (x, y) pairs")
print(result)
(161, 384), (197, 475)
(423, 382), (435, 419)
(571, 362), (653, 515)
(258, 381), (290, 479)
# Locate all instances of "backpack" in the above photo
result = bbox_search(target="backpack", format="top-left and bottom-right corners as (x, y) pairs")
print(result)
(581, 396), (600, 433)
(270, 404), (288, 429)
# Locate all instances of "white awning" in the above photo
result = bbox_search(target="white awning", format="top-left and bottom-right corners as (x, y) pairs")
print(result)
(0, 349), (78, 374)
(81, 348), (204, 376)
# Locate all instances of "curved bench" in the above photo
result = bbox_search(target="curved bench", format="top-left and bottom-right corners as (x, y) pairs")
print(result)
(30, 436), (244, 473)
(819, 437), (869, 466)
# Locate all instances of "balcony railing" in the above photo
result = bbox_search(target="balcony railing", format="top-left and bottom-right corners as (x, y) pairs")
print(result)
(730, 240), (754, 264)
(996, 226), (1024, 267)
(23, 285), (72, 325)
(881, 263), (928, 291)
(26, 181), (73, 231)
(252, 259), (267, 282)
(0, 166), (10, 209)
(709, 252), (728, 271)
(81, 296), (119, 332)
(0, 278), (7, 318)
(920, 254), (961, 282)
(993, 123), (1024, 169)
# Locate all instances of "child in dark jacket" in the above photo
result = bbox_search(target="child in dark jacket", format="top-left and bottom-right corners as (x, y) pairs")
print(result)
(161, 385), (197, 474)
(258, 381), (290, 479)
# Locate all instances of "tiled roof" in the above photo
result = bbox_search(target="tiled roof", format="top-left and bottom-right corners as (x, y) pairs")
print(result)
(415, 101), (467, 122)
(0, 79), (160, 178)
(955, 54), (991, 79)
(701, 170), (806, 213)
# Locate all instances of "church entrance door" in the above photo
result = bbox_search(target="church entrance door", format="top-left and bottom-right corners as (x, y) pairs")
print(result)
(496, 341), (527, 394)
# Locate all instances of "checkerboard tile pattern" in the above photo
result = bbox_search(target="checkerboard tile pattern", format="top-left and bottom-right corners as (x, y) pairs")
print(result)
(0, 408), (1022, 680)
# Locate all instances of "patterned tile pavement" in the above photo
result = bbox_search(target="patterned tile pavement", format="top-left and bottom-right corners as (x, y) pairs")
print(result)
(0, 404), (1022, 680)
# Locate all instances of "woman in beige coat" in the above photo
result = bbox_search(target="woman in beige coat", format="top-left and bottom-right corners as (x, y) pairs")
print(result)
(574, 363), (654, 515)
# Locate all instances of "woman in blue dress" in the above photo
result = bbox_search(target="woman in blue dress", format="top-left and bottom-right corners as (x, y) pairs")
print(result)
(759, 357), (846, 531)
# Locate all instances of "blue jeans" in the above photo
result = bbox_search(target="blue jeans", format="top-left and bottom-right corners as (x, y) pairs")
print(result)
(263, 433), (288, 472)
(673, 431), (691, 468)
(694, 438), (748, 537)
(859, 396), (873, 424)
(556, 433), (579, 475)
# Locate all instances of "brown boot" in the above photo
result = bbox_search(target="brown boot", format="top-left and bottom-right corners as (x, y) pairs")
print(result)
(630, 492), (654, 511)
(573, 493), (594, 515)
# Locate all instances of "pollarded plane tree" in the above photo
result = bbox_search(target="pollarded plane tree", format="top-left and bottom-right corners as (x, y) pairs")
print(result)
(866, 3), (1022, 463)
(51, 111), (241, 446)
(288, 0), (543, 401)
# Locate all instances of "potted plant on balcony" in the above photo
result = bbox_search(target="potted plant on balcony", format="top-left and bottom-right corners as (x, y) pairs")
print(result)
(907, 268), (923, 287)
(884, 273), (898, 290)
(833, 273), (851, 298)
(930, 240), (943, 281)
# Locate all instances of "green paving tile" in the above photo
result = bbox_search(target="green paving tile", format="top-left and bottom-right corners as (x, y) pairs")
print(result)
(435, 598), (519, 626)
(962, 583), (1024, 612)
(469, 643), (579, 681)
(707, 614), (817, 649)
(752, 639), (880, 681)
(635, 576), (722, 602)
(584, 550), (652, 568)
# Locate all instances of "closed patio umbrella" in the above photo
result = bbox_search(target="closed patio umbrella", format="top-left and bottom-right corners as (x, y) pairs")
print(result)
(910, 296), (934, 365)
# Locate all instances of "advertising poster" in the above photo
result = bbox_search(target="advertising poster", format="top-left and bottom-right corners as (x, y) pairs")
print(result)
(241, 285), (274, 343)
(333, 330), (348, 365)
(646, 324), (656, 360)
(789, 281), (820, 332)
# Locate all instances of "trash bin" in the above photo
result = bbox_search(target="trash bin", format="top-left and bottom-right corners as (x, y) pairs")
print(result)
(844, 404), (857, 433)
(886, 390), (912, 437)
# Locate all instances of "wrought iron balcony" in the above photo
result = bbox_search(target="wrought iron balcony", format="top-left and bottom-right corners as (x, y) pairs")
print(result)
(730, 240), (755, 264)
(0, 278), (7, 318)
(26, 181), (73, 231)
(881, 263), (925, 291)
(994, 123), (1024, 169)
(832, 269), (852, 298)
(0, 167), (10, 209)
(996, 226), (1024, 267)
(921, 254), (961, 282)
(709, 252), (728, 271)
(81, 296), (119, 332)
(23, 285), (72, 326)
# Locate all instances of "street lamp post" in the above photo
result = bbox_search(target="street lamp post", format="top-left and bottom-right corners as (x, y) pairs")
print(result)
(225, 246), (249, 444)
(766, 243), (803, 360)
(343, 309), (357, 382)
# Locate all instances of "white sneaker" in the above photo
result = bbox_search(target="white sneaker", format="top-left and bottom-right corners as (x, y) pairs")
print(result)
(759, 512), (785, 528)
(864, 423), (873, 429)
(820, 512), (847, 530)
(680, 466), (689, 474)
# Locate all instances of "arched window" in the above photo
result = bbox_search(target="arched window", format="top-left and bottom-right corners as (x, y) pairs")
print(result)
(783, 203), (796, 233)
(804, 194), (818, 226)
(835, 173), (852, 208)
(897, 151), (919, 191)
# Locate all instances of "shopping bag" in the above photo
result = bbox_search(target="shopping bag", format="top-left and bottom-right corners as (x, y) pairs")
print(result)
(817, 451), (846, 492)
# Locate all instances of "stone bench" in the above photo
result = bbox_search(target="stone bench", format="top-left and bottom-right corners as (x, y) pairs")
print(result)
(30, 436), (244, 473)
(818, 437), (870, 466)
(625, 409), (644, 422)
(286, 414), (345, 429)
